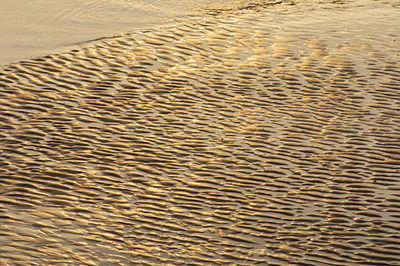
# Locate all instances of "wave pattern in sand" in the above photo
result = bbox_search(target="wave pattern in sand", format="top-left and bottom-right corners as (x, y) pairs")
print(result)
(1, 1), (400, 265)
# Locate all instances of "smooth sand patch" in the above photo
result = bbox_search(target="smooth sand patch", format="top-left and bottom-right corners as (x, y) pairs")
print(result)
(0, 0), (284, 65)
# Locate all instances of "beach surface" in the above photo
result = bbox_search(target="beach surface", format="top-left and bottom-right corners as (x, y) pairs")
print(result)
(1, 0), (400, 264)
(0, 0), (280, 65)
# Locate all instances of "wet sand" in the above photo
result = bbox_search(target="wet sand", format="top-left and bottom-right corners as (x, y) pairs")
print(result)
(1, 0), (400, 264)
(0, 0), (281, 65)
(0, 0), (188, 65)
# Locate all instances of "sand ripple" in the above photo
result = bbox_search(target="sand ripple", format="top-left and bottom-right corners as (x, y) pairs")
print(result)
(1, 0), (400, 264)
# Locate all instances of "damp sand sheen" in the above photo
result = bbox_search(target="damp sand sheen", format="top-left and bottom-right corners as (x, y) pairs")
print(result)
(1, 0), (400, 264)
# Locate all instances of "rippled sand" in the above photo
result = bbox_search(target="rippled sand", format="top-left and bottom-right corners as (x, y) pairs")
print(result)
(1, 0), (400, 264)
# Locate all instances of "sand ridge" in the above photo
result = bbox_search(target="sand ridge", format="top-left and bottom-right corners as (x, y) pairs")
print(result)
(1, 0), (400, 264)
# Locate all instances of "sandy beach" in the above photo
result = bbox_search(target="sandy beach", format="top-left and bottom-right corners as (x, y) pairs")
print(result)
(0, 0), (280, 65)
(1, 0), (400, 264)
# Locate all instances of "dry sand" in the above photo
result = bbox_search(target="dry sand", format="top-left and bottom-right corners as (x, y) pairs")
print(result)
(1, 0), (400, 264)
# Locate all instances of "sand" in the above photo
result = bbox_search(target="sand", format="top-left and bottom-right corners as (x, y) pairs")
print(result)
(1, 0), (400, 264)
(0, 0), (281, 65)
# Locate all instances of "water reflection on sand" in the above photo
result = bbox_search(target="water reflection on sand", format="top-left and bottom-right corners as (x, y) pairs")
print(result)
(0, 0), (400, 264)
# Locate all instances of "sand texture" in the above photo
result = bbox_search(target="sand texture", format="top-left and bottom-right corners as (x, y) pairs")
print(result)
(0, 0), (283, 65)
(1, 0), (400, 264)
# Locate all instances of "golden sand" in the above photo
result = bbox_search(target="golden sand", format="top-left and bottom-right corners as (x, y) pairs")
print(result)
(0, 0), (400, 264)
